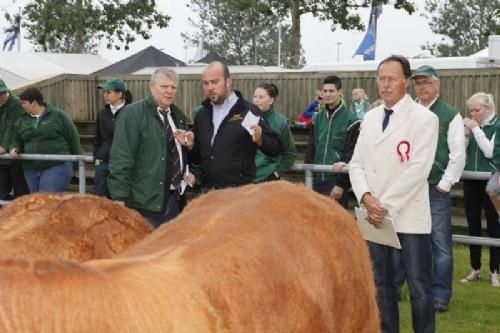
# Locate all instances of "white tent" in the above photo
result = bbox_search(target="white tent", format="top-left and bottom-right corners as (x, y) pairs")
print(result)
(0, 52), (111, 88)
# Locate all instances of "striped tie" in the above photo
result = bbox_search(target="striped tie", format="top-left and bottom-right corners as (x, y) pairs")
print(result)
(160, 109), (182, 190)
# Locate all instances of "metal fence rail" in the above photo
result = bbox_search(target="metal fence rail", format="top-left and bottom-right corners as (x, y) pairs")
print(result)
(0, 153), (93, 194)
(291, 163), (499, 247)
(0, 155), (497, 247)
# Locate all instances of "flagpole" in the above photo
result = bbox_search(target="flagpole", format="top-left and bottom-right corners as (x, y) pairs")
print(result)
(17, 6), (21, 52)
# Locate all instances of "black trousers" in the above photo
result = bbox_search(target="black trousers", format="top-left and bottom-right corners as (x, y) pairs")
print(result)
(463, 179), (500, 272)
(0, 163), (29, 200)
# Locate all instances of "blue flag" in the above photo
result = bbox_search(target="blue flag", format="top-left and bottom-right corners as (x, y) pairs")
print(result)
(353, 5), (382, 60)
(3, 24), (19, 52)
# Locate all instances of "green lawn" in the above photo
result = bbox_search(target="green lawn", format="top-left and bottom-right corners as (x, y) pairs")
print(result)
(399, 245), (500, 333)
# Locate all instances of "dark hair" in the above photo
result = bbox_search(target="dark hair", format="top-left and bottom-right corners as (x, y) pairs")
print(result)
(257, 83), (279, 98)
(123, 90), (133, 104)
(377, 55), (412, 79)
(19, 87), (44, 105)
(323, 75), (342, 90)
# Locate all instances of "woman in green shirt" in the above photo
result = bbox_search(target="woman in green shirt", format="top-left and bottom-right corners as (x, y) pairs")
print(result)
(252, 83), (296, 182)
(10, 87), (80, 193)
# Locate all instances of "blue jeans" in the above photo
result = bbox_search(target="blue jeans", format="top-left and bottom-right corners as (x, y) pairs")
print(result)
(429, 186), (453, 303)
(139, 190), (180, 228)
(369, 234), (435, 333)
(24, 162), (73, 193)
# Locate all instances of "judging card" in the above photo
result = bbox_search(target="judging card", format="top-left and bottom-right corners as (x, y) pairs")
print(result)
(241, 111), (260, 136)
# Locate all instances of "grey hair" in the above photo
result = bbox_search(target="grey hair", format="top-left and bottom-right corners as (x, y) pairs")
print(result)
(150, 67), (178, 85)
(467, 92), (496, 114)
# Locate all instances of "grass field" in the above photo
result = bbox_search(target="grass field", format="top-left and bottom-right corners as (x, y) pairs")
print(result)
(399, 244), (500, 333)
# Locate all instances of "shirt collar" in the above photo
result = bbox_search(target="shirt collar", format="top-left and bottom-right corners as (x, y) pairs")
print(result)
(110, 101), (125, 114)
(212, 91), (238, 111)
(416, 95), (439, 109)
(481, 112), (496, 127)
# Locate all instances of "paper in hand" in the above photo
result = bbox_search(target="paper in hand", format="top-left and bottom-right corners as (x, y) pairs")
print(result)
(241, 111), (260, 136)
(354, 207), (401, 249)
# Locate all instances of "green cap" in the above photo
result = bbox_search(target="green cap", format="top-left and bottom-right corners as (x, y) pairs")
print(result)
(97, 78), (127, 92)
(0, 79), (9, 93)
(412, 65), (438, 79)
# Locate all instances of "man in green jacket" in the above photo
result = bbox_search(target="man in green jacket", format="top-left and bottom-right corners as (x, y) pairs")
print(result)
(305, 75), (359, 208)
(108, 68), (195, 228)
(0, 80), (28, 200)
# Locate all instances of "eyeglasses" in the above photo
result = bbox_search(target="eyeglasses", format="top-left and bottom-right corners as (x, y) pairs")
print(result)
(414, 80), (434, 87)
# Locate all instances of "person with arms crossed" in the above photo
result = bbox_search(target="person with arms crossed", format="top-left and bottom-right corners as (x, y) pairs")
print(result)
(349, 55), (438, 333)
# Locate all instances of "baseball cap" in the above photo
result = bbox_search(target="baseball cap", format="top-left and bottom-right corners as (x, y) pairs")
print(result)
(97, 78), (127, 92)
(411, 65), (438, 79)
(0, 79), (9, 93)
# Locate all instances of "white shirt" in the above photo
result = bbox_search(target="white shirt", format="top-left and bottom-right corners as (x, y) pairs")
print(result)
(471, 112), (496, 159)
(110, 101), (125, 115)
(211, 91), (238, 145)
(157, 107), (184, 189)
(421, 97), (466, 192)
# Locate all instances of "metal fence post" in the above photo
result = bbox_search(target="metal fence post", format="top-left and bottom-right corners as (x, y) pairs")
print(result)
(304, 168), (313, 189)
(79, 159), (86, 194)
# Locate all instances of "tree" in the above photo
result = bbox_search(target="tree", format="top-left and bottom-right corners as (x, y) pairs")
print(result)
(422, 0), (499, 57)
(184, 0), (301, 67)
(4, 0), (170, 53)
(255, 0), (416, 68)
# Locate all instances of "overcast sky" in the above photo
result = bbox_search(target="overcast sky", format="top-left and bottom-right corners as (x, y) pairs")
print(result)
(1, 0), (440, 65)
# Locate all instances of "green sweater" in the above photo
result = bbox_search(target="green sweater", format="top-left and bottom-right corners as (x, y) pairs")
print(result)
(0, 93), (25, 166)
(464, 115), (498, 172)
(254, 108), (296, 182)
(427, 98), (459, 185)
(108, 95), (188, 213)
(11, 104), (80, 170)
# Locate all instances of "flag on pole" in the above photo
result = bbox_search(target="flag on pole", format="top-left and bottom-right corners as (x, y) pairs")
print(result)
(3, 23), (19, 52)
(353, 5), (383, 60)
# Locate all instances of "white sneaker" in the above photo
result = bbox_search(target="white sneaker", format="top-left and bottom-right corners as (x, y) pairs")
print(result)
(490, 271), (500, 287)
(460, 269), (481, 283)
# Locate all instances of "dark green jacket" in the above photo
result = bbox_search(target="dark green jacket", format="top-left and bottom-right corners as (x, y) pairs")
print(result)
(0, 93), (25, 166)
(108, 95), (188, 213)
(464, 115), (498, 172)
(493, 123), (500, 170)
(306, 103), (358, 181)
(427, 97), (459, 185)
(11, 104), (80, 170)
(254, 108), (297, 182)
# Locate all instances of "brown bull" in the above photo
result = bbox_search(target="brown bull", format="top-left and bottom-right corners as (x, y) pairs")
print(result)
(0, 193), (152, 261)
(0, 182), (380, 332)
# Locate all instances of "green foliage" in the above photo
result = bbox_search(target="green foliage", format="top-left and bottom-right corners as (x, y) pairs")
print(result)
(4, 0), (170, 53)
(186, 0), (415, 68)
(422, 0), (500, 57)
(400, 245), (500, 333)
(184, 0), (301, 67)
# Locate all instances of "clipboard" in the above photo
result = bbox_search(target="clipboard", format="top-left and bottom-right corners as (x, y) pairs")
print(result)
(354, 207), (401, 249)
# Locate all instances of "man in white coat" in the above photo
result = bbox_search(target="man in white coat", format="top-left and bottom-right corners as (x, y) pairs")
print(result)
(349, 55), (438, 333)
